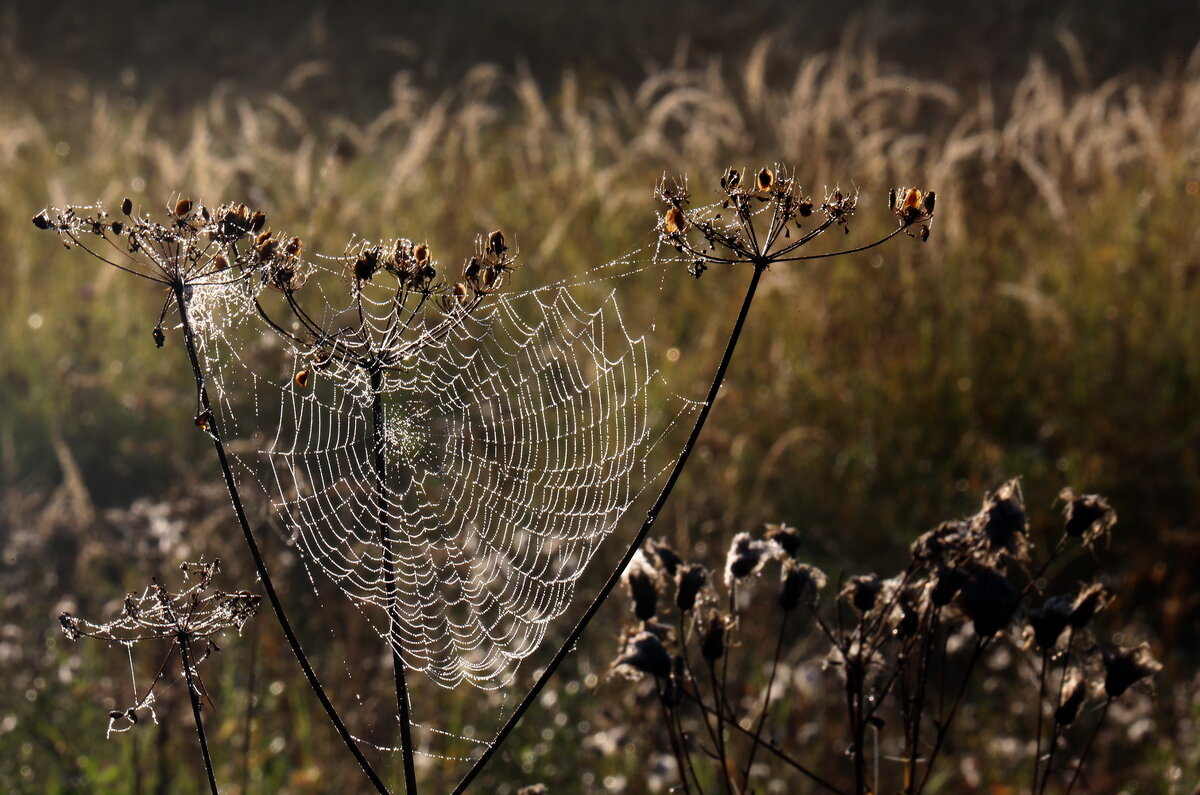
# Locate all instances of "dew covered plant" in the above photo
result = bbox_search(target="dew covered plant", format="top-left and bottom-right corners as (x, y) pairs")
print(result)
(611, 480), (1161, 793)
(34, 165), (938, 792)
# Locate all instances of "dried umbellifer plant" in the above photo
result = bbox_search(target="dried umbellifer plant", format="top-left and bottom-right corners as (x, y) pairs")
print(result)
(59, 559), (260, 795)
(611, 480), (1160, 794)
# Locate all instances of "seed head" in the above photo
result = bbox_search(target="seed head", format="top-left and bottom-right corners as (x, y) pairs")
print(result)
(173, 198), (193, 217)
(675, 563), (706, 611)
(1055, 668), (1087, 725)
(779, 559), (826, 611)
(756, 166), (775, 193)
(121, 197), (134, 216)
(724, 531), (772, 585)
(645, 537), (682, 577)
(613, 629), (672, 679)
(764, 523), (801, 557)
(294, 368), (312, 389)
(664, 206), (688, 235)
(1059, 489), (1117, 548)
(957, 563), (1018, 637)
(1102, 643), (1161, 698)
(1026, 594), (1073, 650)
(624, 555), (660, 622)
(699, 610), (726, 661)
(1068, 582), (1110, 630)
(842, 574), (883, 614)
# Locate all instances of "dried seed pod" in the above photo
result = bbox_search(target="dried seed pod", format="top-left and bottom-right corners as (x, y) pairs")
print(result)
(957, 563), (1018, 637)
(1102, 643), (1161, 698)
(1055, 669), (1086, 725)
(721, 167), (741, 190)
(725, 531), (771, 584)
(646, 538), (682, 577)
(930, 564), (965, 606)
(843, 574), (883, 614)
(922, 190), (936, 214)
(779, 559), (826, 611)
(284, 236), (303, 257)
(765, 523), (801, 557)
(152, 326), (165, 349)
(699, 610), (725, 661)
(108, 710), (125, 721)
(625, 557), (659, 621)
(121, 197), (134, 216)
(1027, 594), (1073, 650)
(414, 243), (430, 265)
(250, 211), (267, 233)
(111, 221), (124, 235)
(32, 210), (51, 229)
(1068, 582), (1109, 630)
(211, 254), (228, 272)
(613, 630), (672, 678)
(294, 368), (312, 389)
(174, 198), (193, 217)
(675, 563), (706, 611)
(1060, 490), (1117, 548)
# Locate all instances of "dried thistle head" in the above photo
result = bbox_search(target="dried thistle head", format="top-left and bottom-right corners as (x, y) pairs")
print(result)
(1055, 668), (1087, 725)
(956, 563), (1018, 637)
(612, 628), (673, 679)
(1059, 489), (1117, 549)
(842, 573), (884, 615)
(970, 479), (1029, 563)
(624, 553), (661, 622)
(1025, 594), (1073, 650)
(698, 609), (727, 662)
(644, 537), (683, 577)
(724, 531), (772, 586)
(675, 563), (707, 612)
(1068, 582), (1111, 630)
(764, 523), (801, 557)
(779, 559), (826, 612)
(1102, 642), (1162, 698)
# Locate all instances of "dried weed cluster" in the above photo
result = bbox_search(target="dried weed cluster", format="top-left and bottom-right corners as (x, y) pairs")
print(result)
(613, 480), (1160, 793)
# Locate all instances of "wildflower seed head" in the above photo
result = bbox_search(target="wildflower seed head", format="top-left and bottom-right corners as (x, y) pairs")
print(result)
(930, 563), (966, 606)
(1059, 489), (1117, 549)
(779, 559), (826, 611)
(675, 563), (707, 611)
(645, 537), (682, 577)
(1102, 642), (1161, 698)
(1068, 582), (1110, 630)
(59, 612), (82, 641)
(1055, 668), (1087, 725)
(891, 187), (935, 227)
(720, 167), (742, 191)
(971, 479), (1029, 562)
(612, 629), (672, 679)
(957, 563), (1018, 637)
(1026, 594), (1073, 650)
(724, 531), (772, 585)
(842, 573), (884, 614)
(911, 520), (971, 566)
(764, 523), (802, 557)
(699, 609), (726, 661)
(625, 554), (661, 622)
(756, 166), (775, 193)
(294, 368), (312, 389)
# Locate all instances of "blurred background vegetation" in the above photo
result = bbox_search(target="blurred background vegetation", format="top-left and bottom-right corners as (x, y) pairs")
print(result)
(1, 0), (1198, 791)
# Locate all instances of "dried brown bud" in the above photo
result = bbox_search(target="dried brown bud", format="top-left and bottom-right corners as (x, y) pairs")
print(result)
(111, 221), (124, 235)
(843, 574), (884, 614)
(779, 559), (826, 611)
(212, 254), (228, 272)
(957, 564), (1018, 637)
(1068, 582), (1109, 630)
(645, 538), (682, 577)
(32, 210), (51, 230)
(721, 167), (741, 191)
(675, 563), (706, 611)
(613, 630), (672, 678)
(414, 243), (430, 265)
(1102, 643), (1161, 698)
(250, 211), (267, 233)
(725, 531), (771, 584)
(284, 236), (303, 257)
(625, 556), (660, 621)
(121, 197), (134, 216)
(1027, 594), (1072, 650)
(1060, 490), (1116, 548)
(699, 610), (725, 661)
(174, 198), (193, 217)
(765, 523), (801, 557)
(294, 369), (312, 389)
(1055, 669), (1086, 725)
(152, 326), (165, 349)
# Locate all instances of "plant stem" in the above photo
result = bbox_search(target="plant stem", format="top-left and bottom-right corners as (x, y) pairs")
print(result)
(179, 635), (219, 795)
(741, 609), (788, 790)
(1032, 647), (1049, 791)
(915, 637), (986, 793)
(173, 284), (389, 795)
(370, 369), (419, 795)
(1064, 698), (1111, 795)
(452, 262), (769, 793)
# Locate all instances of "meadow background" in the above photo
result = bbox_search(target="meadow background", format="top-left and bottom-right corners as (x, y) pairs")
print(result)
(2, 1), (1199, 791)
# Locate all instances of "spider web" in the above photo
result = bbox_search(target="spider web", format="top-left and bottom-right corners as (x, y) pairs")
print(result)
(185, 246), (697, 713)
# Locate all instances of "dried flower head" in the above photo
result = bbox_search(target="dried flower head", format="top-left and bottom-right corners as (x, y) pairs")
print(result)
(724, 531), (773, 585)
(1102, 643), (1162, 698)
(779, 559), (827, 611)
(956, 563), (1018, 637)
(842, 574), (884, 614)
(1026, 594), (1073, 650)
(675, 563), (707, 611)
(971, 479), (1029, 562)
(698, 609), (727, 662)
(1055, 668), (1087, 725)
(764, 523), (802, 557)
(645, 537), (683, 577)
(612, 629), (673, 679)
(1068, 582), (1111, 630)
(1059, 489), (1117, 549)
(625, 554), (661, 622)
